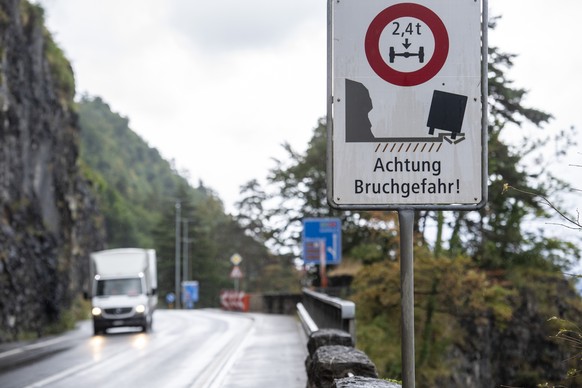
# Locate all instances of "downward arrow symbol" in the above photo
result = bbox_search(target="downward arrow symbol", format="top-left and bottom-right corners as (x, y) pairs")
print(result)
(402, 38), (411, 49)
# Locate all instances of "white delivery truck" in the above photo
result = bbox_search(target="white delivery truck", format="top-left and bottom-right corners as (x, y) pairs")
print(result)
(88, 248), (158, 335)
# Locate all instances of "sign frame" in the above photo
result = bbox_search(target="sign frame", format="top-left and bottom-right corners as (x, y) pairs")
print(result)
(327, 0), (488, 211)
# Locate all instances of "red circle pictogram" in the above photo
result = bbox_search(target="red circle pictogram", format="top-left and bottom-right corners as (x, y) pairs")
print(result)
(365, 3), (449, 87)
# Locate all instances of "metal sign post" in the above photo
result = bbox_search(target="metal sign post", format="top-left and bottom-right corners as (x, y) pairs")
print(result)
(230, 265), (244, 292)
(399, 210), (415, 387)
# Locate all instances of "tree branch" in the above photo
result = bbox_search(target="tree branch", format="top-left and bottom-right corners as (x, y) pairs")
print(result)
(502, 184), (581, 230)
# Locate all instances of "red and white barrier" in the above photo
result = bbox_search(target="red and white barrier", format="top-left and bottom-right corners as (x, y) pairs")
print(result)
(220, 290), (250, 312)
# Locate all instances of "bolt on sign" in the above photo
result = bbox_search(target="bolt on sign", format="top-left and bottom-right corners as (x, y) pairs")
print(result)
(327, 0), (488, 210)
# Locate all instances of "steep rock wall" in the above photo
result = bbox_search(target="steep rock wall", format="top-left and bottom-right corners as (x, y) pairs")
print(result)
(0, 0), (105, 341)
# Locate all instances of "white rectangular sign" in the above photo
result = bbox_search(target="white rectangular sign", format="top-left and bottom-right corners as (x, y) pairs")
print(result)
(328, 0), (487, 210)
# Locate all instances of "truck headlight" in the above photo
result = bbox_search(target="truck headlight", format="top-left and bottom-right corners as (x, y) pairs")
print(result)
(91, 307), (102, 316)
(135, 305), (146, 314)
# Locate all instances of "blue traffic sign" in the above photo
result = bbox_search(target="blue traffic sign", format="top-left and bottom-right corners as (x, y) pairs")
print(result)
(302, 218), (342, 265)
(182, 281), (199, 304)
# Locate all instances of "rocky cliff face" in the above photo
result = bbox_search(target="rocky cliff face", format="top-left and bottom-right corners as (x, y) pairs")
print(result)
(440, 272), (582, 387)
(0, 0), (105, 341)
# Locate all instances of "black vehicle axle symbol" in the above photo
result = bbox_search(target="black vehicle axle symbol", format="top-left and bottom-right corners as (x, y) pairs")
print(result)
(389, 46), (425, 63)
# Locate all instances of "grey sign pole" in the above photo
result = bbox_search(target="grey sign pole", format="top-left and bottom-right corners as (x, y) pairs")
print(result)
(175, 201), (181, 308)
(399, 209), (415, 388)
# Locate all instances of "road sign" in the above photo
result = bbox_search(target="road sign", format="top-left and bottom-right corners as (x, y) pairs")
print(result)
(230, 265), (244, 279)
(328, 0), (487, 210)
(182, 281), (199, 309)
(302, 218), (342, 265)
(365, 3), (449, 87)
(220, 290), (250, 312)
(230, 253), (243, 266)
(165, 292), (176, 304)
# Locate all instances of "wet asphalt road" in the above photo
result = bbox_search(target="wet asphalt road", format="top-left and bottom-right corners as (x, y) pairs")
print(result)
(0, 309), (307, 388)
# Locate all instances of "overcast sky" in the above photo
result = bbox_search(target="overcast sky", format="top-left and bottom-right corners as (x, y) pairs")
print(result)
(37, 0), (581, 213)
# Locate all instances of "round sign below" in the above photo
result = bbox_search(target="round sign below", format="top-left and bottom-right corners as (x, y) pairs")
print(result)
(365, 3), (449, 87)
(166, 292), (176, 304)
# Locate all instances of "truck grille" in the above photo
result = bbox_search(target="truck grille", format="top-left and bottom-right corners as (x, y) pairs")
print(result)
(104, 307), (133, 316)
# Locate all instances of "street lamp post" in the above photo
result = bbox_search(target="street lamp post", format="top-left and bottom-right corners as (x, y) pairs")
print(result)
(175, 201), (181, 308)
(182, 218), (189, 308)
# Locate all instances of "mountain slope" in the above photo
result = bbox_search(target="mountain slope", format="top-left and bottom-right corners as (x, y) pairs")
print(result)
(77, 96), (206, 247)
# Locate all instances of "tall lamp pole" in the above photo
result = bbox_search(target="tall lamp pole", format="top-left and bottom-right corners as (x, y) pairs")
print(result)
(174, 201), (181, 308)
(182, 218), (189, 308)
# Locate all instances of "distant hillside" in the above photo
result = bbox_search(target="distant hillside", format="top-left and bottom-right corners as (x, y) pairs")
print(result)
(77, 96), (206, 247)
(76, 96), (294, 306)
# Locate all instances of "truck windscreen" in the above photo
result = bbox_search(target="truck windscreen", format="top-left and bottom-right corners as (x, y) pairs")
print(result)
(96, 278), (143, 296)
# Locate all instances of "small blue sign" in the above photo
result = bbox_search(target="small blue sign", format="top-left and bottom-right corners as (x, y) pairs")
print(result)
(302, 218), (342, 265)
(166, 292), (176, 304)
(182, 281), (199, 307)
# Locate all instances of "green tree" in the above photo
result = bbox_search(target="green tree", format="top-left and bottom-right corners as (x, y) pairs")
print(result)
(150, 181), (230, 307)
(152, 180), (284, 307)
(442, 24), (578, 269)
(77, 95), (195, 247)
(236, 119), (400, 271)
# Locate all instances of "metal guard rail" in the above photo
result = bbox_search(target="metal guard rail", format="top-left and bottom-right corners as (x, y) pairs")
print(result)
(297, 288), (356, 342)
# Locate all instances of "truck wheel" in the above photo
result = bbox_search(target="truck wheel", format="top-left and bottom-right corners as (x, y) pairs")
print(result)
(141, 321), (149, 333)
